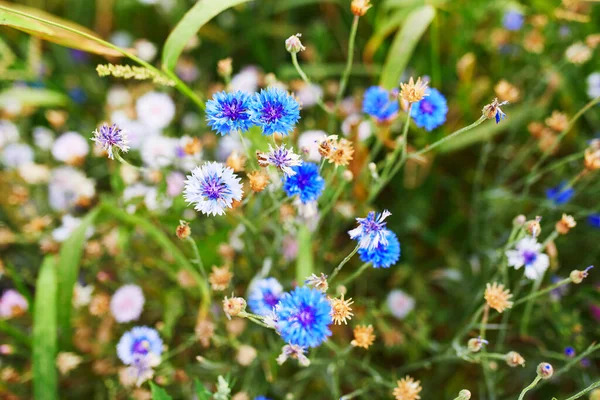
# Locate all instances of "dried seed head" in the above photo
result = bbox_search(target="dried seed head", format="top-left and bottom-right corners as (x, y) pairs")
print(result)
(285, 33), (306, 54)
(247, 170), (270, 193)
(584, 147), (600, 171)
(545, 110), (569, 132)
(351, 325), (376, 349)
(525, 216), (542, 237)
(176, 220), (191, 240)
(494, 80), (520, 103)
(209, 266), (233, 291)
(570, 266), (593, 284)
(400, 77), (428, 103)
(467, 337), (488, 353)
(226, 150), (247, 172)
(555, 214), (576, 235)
(351, 0), (372, 16)
(482, 98), (508, 123)
(505, 351), (526, 367)
(485, 282), (514, 313)
(223, 296), (246, 319)
(329, 294), (354, 325)
(217, 58), (233, 79)
(393, 375), (422, 400)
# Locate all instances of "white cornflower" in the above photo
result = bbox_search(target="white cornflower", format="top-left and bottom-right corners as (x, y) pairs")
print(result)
(506, 237), (550, 280)
(52, 132), (90, 164)
(183, 162), (243, 216)
(135, 91), (175, 130)
(387, 289), (415, 320)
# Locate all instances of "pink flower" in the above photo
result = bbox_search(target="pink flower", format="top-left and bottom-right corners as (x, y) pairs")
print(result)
(110, 285), (145, 323)
(0, 290), (28, 319)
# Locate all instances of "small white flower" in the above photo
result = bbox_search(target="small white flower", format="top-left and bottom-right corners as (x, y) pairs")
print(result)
(110, 284), (145, 323)
(2, 143), (34, 168)
(506, 237), (550, 280)
(184, 162), (243, 216)
(587, 72), (600, 99)
(48, 167), (95, 211)
(298, 130), (327, 161)
(136, 91), (175, 130)
(52, 132), (89, 164)
(18, 163), (50, 184)
(230, 66), (260, 94)
(52, 214), (94, 243)
(33, 126), (54, 150)
(276, 344), (310, 367)
(140, 135), (177, 169)
(387, 289), (415, 320)
(0, 120), (19, 149)
(73, 283), (94, 308)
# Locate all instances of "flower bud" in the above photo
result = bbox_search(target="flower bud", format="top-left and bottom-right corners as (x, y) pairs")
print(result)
(555, 214), (576, 235)
(217, 58), (233, 79)
(223, 296), (246, 319)
(525, 216), (542, 237)
(176, 220), (191, 240)
(569, 266), (593, 284)
(351, 0), (372, 16)
(342, 170), (354, 182)
(467, 337), (488, 353)
(505, 351), (526, 367)
(536, 362), (553, 379)
(513, 214), (527, 226)
(285, 34), (305, 54)
(456, 389), (471, 400)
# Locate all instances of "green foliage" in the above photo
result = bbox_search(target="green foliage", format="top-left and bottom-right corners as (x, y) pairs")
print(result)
(150, 382), (173, 400)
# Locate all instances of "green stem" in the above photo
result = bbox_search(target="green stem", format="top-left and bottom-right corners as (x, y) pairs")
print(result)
(340, 262), (370, 286)
(319, 177), (348, 220)
(564, 380), (600, 400)
(335, 15), (359, 109)
(382, 103), (413, 178)
(291, 52), (332, 114)
(517, 375), (541, 400)
(513, 277), (571, 306)
(114, 151), (148, 172)
(413, 115), (487, 157)
(186, 236), (207, 281)
(329, 244), (360, 283)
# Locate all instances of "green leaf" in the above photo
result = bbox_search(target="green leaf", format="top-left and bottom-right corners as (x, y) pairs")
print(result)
(56, 208), (101, 348)
(296, 224), (313, 285)
(162, 0), (252, 71)
(0, 320), (31, 348)
(162, 289), (184, 340)
(33, 256), (58, 400)
(0, 86), (68, 108)
(150, 382), (173, 400)
(379, 5), (435, 89)
(0, 2), (124, 57)
(194, 379), (212, 400)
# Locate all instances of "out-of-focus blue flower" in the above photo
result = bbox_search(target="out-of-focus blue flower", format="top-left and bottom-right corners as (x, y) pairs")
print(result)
(358, 229), (401, 268)
(116, 326), (163, 365)
(410, 88), (448, 131)
(588, 214), (600, 228)
(546, 182), (575, 205)
(362, 86), (399, 122)
(248, 278), (284, 316)
(564, 347), (576, 358)
(254, 397), (272, 400)
(348, 210), (392, 250)
(503, 10), (524, 31)
(69, 87), (87, 104)
(250, 87), (300, 136)
(283, 162), (325, 203)
(206, 91), (253, 136)
(275, 286), (332, 348)
(550, 275), (569, 301)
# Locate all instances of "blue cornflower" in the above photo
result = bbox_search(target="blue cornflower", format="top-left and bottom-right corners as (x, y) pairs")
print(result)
(116, 326), (163, 365)
(503, 10), (524, 31)
(248, 277), (284, 316)
(92, 123), (130, 159)
(358, 229), (401, 268)
(250, 87), (300, 136)
(546, 182), (575, 205)
(362, 86), (399, 122)
(254, 397), (272, 400)
(282, 162), (325, 203)
(348, 210), (392, 250)
(275, 286), (332, 348)
(588, 214), (600, 228)
(206, 91), (253, 136)
(564, 347), (576, 358)
(410, 88), (448, 131)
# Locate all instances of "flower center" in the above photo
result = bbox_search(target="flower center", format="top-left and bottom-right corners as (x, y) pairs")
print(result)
(262, 102), (284, 123)
(263, 291), (280, 307)
(297, 306), (315, 327)
(522, 250), (538, 266)
(132, 339), (150, 355)
(223, 100), (246, 121)
(419, 100), (435, 114)
(201, 174), (227, 200)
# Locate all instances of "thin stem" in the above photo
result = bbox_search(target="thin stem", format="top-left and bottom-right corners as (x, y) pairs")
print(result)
(114, 151), (148, 173)
(291, 52), (332, 114)
(329, 244), (360, 283)
(513, 277), (571, 306)
(335, 15), (360, 109)
(382, 103), (413, 178)
(479, 305), (490, 340)
(340, 262), (370, 286)
(412, 115), (487, 157)
(319, 178), (348, 221)
(564, 380), (600, 400)
(185, 236), (207, 280)
(517, 375), (541, 400)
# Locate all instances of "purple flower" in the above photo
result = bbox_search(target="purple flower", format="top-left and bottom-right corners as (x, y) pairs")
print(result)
(92, 123), (130, 159)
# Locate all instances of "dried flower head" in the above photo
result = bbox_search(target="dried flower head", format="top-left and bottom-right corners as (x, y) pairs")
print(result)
(524, 30), (545, 54)
(570, 265), (593, 284)
(327, 138), (355, 167)
(393, 376), (422, 400)
(176, 220), (191, 240)
(223, 295), (246, 319)
(195, 318), (215, 348)
(555, 214), (576, 235)
(494, 80), (520, 103)
(226, 151), (247, 172)
(537, 362), (554, 379)
(285, 33), (306, 54)
(565, 42), (592, 64)
(525, 216), (542, 237)
(400, 77), (429, 103)
(89, 293), (110, 316)
(276, 344), (310, 367)
(329, 294), (354, 325)
(485, 282), (513, 313)
(528, 122), (545, 138)
(305, 273), (329, 292)
(505, 351), (526, 367)
(482, 98), (508, 124)
(351, 0), (372, 16)
(217, 58), (233, 79)
(584, 147), (600, 171)
(56, 352), (82, 375)
(236, 345), (257, 366)
(545, 111), (569, 132)
(209, 266), (233, 291)
(351, 324), (376, 349)
(247, 170), (270, 193)
(317, 134), (338, 158)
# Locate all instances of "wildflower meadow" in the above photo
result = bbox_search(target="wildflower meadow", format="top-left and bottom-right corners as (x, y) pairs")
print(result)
(1, 0), (599, 399)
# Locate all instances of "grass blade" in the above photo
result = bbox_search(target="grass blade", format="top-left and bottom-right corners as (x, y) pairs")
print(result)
(379, 5), (435, 89)
(33, 256), (58, 400)
(296, 224), (314, 285)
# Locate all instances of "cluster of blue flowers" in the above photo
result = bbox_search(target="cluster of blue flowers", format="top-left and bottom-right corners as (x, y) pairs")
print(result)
(206, 87), (300, 136)
(546, 182), (575, 206)
(349, 210), (401, 268)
